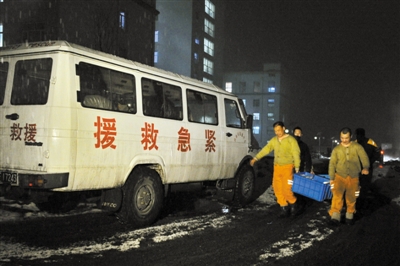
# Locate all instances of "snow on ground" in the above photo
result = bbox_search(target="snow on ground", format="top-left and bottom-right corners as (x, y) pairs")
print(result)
(0, 163), (399, 263)
(0, 197), (102, 223)
(0, 213), (233, 261)
(1, 163), (399, 223)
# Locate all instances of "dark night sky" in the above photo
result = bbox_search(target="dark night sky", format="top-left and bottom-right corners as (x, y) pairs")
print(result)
(223, 0), (400, 150)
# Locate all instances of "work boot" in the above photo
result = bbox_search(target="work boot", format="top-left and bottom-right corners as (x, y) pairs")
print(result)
(327, 212), (341, 226)
(327, 218), (340, 227)
(345, 213), (355, 225)
(290, 201), (304, 217)
(278, 206), (290, 218)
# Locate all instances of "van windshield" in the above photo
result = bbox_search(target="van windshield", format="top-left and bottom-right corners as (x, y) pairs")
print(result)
(0, 62), (8, 105)
(11, 58), (52, 105)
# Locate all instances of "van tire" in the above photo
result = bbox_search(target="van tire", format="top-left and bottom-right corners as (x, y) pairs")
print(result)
(117, 167), (164, 227)
(233, 164), (255, 207)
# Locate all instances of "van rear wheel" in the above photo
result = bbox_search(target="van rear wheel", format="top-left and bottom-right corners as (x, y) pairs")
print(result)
(233, 164), (255, 207)
(118, 167), (164, 227)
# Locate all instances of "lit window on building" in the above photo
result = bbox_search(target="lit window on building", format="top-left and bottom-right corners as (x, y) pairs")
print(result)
(195, 38), (200, 44)
(253, 126), (260, 135)
(253, 113), (260, 120)
(204, 19), (214, 37)
(119, 12), (125, 29)
(203, 58), (213, 75)
(203, 77), (213, 84)
(204, 38), (214, 56)
(205, 0), (215, 18)
(268, 98), (275, 107)
(225, 82), (232, 92)
(155, 31), (159, 42)
(253, 99), (260, 107)
(268, 87), (275, 93)
(154, 51), (158, 63)
(0, 23), (3, 47)
(268, 113), (274, 117)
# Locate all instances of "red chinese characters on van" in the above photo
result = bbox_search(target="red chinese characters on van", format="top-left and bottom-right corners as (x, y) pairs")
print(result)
(177, 127), (191, 152)
(141, 122), (159, 150)
(10, 123), (37, 143)
(94, 116), (117, 149)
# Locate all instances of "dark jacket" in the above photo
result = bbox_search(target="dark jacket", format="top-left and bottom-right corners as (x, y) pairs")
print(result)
(297, 139), (312, 172)
(356, 136), (381, 170)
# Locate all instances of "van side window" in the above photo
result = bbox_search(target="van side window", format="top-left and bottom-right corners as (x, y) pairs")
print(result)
(224, 98), (243, 128)
(187, 89), (218, 125)
(142, 78), (182, 120)
(11, 59), (52, 105)
(0, 62), (8, 105)
(78, 62), (136, 113)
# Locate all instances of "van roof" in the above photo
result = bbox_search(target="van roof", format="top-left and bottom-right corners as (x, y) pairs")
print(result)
(0, 40), (234, 96)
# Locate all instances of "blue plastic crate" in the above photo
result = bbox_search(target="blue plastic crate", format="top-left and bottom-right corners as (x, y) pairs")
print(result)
(292, 172), (332, 201)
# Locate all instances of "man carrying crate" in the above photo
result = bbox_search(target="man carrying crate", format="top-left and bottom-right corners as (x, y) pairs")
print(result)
(250, 121), (302, 218)
(328, 127), (370, 226)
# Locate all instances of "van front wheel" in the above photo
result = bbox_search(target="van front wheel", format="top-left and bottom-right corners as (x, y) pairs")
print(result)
(118, 167), (164, 227)
(233, 164), (255, 207)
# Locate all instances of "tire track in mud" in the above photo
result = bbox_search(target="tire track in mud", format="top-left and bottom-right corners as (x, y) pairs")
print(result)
(0, 190), (335, 264)
(0, 213), (233, 262)
(256, 213), (334, 264)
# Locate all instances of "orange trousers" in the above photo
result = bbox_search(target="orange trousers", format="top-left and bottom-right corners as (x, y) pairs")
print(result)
(328, 174), (360, 220)
(272, 164), (297, 207)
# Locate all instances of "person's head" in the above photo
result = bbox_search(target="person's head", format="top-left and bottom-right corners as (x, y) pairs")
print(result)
(355, 128), (366, 142)
(293, 126), (303, 137)
(340, 127), (352, 146)
(273, 121), (286, 138)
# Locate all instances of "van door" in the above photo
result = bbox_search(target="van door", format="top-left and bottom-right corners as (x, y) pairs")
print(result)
(0, 57), (53, 183)
(223, 97), (249, 176)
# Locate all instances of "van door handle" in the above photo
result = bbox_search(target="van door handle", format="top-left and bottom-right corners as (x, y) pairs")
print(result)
(226, 132), (232, 137)
(6, 113), (19, 120)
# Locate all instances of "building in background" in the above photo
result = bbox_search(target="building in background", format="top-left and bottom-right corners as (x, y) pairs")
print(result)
(0, 0), (158, 65)
(155, 0), (225, 87)
(0, 0), (4, 47)
(1, 0), (226, 86)
(223, 63), (282, 146)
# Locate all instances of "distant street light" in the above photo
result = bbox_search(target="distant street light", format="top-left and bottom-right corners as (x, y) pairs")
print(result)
(314, 132), (323, 158)
(331, 137), (338, 151)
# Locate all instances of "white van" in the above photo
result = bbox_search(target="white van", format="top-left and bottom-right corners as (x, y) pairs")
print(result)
(0, 41), (262, 227)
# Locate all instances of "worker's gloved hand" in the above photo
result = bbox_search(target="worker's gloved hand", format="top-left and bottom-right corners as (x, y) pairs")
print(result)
(250, 158), (257, 167)
(361, 169), (369, 175)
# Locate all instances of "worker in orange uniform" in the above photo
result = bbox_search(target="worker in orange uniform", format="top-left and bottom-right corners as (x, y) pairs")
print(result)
(250, 121), (302, 218)
(328, 127), (370, 226)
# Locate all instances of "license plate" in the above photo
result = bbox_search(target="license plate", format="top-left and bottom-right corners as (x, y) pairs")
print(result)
(1, 172), (19, 185)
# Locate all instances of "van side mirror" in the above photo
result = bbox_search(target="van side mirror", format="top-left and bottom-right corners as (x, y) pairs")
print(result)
(245, 114), (253, 129)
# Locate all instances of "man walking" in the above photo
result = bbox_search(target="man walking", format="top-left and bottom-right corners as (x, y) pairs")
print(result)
(328, 127), (370, 226)
(293, 126), (313, 173)
(355, 128), (381, 211)
(250, 121), (302, 218)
